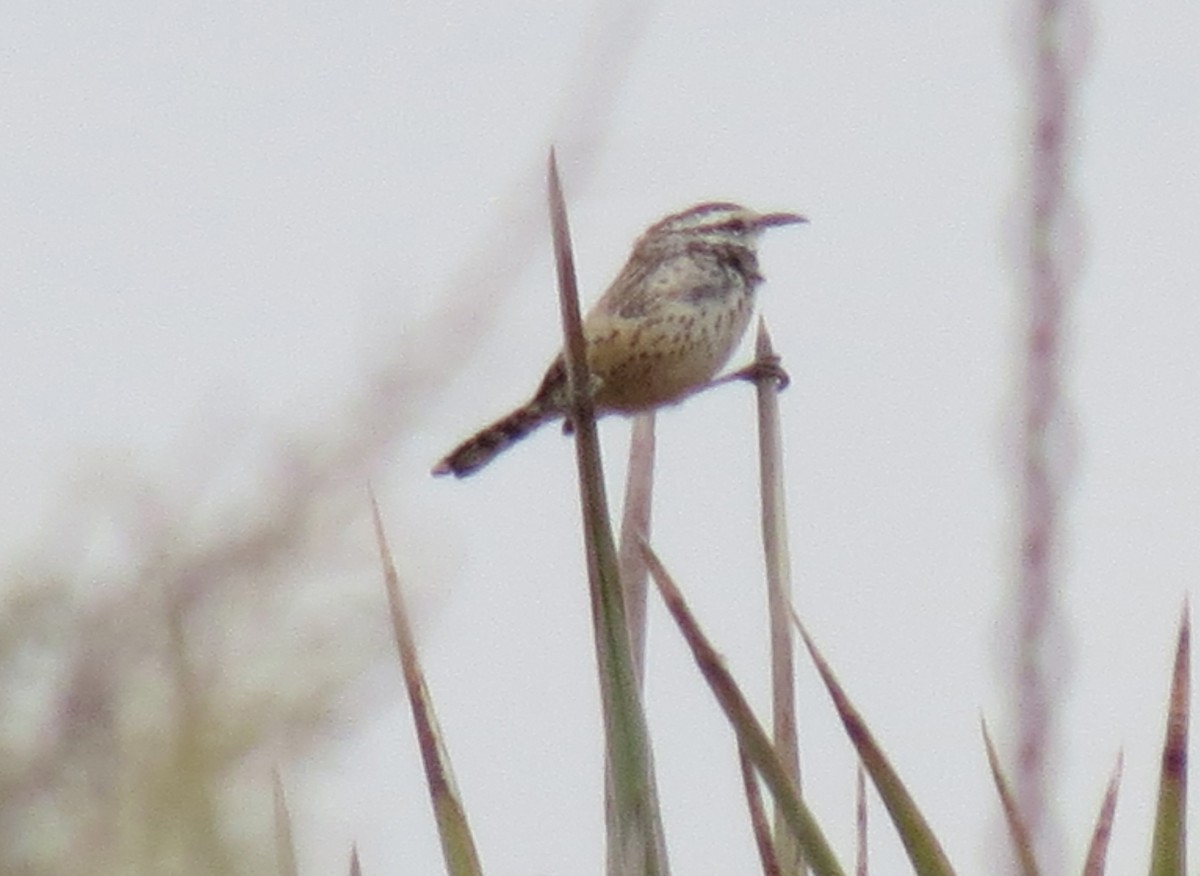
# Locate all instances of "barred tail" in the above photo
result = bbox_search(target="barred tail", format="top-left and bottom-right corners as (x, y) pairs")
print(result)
(432, 402), (557, 478)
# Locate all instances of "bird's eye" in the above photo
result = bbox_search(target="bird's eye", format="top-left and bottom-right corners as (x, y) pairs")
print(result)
(724, 218), (747, 234)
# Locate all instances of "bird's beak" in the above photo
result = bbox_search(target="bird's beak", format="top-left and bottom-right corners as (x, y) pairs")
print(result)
(756, 212), (808, 229)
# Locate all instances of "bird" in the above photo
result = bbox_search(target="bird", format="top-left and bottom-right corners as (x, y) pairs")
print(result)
(433, 201), (805, 477)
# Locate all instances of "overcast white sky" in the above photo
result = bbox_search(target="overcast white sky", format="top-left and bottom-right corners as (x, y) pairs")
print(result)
(4, 1), (1200, 873)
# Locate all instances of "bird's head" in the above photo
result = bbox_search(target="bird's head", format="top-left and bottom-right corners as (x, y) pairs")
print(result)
(645, 202), (807, 251)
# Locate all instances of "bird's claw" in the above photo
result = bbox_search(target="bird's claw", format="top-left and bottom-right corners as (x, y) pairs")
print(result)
(727, 354), (790, 391)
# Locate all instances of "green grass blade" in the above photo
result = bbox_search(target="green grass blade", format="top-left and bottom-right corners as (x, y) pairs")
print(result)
(642, 542), (845, 876)
(739, 744), (782, 876)
(547, 150), (668, 876)
(794, 615), (955, 876)
(1149, 604), (1189, 876)
(370, 495), (483, 876)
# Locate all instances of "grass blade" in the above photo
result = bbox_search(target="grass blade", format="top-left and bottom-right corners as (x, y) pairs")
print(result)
(548, 150), (668, 876)
(618, 412), (657, 685)
(1080, 753), (1122, 876)
(981, 720), (1040, 876)
(794, 615), (955, 876)
(739, 744), (782, 876)
(751, 321), (803, 874)
(272, 767), (298, 876)
(855, 766), (867, 876)
(1149, 603), (1189, 876)
(642, 541), (845, 876)
(370, 495), (482, 876)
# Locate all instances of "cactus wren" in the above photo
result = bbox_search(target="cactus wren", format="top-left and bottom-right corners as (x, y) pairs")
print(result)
(433, 202), (805, 477)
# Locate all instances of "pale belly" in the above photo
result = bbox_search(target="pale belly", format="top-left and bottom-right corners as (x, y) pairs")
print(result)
(584, 293), (753, 412)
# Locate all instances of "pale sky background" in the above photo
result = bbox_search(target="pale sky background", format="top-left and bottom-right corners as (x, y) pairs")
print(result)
(4, 1), (1200, 874)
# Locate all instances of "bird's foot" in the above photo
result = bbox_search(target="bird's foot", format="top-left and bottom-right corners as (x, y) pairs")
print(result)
(714, 354), (790, 392)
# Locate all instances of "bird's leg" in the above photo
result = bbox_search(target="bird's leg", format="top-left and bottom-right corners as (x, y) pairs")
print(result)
(704, 352), (791, 394)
